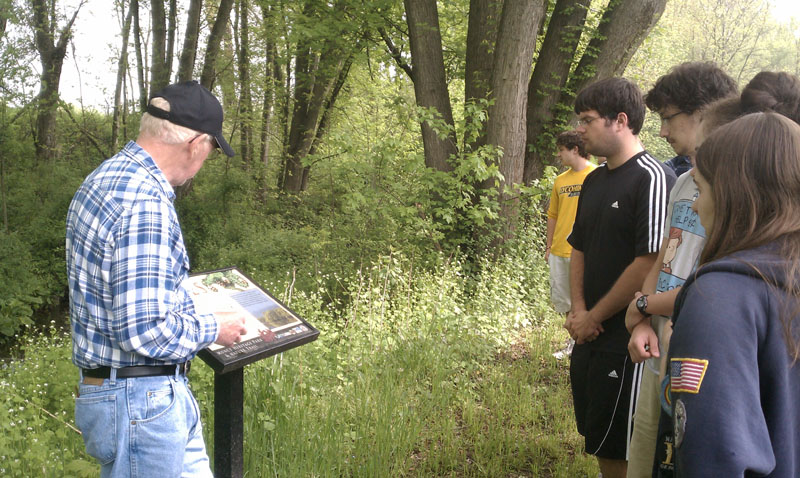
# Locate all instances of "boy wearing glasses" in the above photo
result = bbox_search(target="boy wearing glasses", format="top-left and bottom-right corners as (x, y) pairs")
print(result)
(624, 62), (736, 478)
(566, 77), (676, 478)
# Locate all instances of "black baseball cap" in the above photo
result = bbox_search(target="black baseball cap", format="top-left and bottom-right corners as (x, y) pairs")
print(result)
(146, 80), (235, 157)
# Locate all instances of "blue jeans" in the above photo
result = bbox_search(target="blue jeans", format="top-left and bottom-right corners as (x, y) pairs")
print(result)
(74, 368), (212, 478)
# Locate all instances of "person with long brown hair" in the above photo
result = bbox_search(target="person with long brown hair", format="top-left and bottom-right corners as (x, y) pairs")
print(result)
(667, 112), (800, 476)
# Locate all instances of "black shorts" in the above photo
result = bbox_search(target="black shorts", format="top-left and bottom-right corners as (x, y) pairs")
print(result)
(570, 344), (639, 460)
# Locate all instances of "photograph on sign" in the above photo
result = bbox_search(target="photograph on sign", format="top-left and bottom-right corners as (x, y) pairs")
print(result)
(188, 268), (318, 372)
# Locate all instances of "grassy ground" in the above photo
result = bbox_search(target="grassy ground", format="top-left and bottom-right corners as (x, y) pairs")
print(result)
(0, 248), (598, 477)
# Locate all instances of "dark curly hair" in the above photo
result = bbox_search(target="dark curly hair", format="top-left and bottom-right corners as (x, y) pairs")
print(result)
(574, 77), (646, 135)
(645, 62), (738, 114)
(555, 130), (589, 158)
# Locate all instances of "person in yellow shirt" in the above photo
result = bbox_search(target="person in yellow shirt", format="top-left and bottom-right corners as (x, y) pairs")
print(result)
(546, 130), (596, 315)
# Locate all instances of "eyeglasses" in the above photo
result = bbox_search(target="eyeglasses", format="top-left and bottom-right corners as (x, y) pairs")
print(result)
(576, 116), (602, 127)
(660, 110), (685, 125)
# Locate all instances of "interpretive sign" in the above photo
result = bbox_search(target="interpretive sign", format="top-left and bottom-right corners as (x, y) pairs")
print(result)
(189, 267), (319, 374)
(188, 267), (319, 478)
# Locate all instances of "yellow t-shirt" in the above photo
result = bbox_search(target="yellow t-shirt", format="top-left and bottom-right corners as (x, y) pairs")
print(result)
(547, 164), (596, 258)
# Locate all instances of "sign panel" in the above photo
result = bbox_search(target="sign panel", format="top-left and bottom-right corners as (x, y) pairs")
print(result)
(188, 268), (319, 374)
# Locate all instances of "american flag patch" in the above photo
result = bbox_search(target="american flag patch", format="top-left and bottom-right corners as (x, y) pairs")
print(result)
(670, 358), (708, 394)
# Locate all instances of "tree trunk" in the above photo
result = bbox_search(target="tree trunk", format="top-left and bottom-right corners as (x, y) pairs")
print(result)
(113, 2), (134, 150)
(403, 0), (457, 173)
(237, 0), (253, 166)
(277, 31), (291, 190)
(132, 0), (147, 109)
(523, 0), (591, 184)
(300, 54), (353, 191)
(463, 0), (502, 150)
(200, 0), (235, 89)
(281, 36), (346, 192)
(30, 0), (82, 163)
(150, 0), (169, 96)
(259, 5), (276, 168)
(165, 0), (177, 80)
(482, 0), (544, 237)
(178, 0), (202, 82)
(569, 0), (668, 96)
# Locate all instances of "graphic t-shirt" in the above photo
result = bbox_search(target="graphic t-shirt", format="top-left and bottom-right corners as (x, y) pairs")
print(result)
(649, 173), (706, 371)
(547, 164), (596, 258)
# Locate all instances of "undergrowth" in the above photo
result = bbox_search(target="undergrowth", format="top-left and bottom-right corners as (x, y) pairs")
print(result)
(0, 226), (596, 477)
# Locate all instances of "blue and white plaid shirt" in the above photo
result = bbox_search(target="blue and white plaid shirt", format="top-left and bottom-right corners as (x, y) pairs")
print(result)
(66, 141), (218, 369)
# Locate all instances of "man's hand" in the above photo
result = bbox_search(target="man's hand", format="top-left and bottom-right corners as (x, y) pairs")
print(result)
(625, 291), (647, 333)
(545, 247), (551, 262)
(628, 321), (659, 363)
(214, 311), (247, 347)
(565, 308), (603, 344)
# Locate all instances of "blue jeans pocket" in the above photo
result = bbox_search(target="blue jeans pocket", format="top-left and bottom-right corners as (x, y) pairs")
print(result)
(145, 380), (176, 420)
(75, 391), (117, 465)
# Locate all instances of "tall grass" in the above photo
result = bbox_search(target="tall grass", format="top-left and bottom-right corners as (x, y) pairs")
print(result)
(0, 226), (596, 477)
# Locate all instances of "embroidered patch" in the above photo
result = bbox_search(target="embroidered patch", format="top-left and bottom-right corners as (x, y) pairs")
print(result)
(670, 358), (708, 393)
(674, 399), (687, 448)
(660, 374), (672, 416)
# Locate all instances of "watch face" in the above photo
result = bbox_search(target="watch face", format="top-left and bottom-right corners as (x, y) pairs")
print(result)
(637, 295), (647, 313)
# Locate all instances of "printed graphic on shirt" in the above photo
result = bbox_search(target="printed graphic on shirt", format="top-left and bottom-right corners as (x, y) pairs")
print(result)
(558, 184), (583, 197)
(670, 358), (708, 393)
(656, 197), (705, 293)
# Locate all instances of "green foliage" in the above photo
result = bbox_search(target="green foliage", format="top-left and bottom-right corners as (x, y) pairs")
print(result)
(0, 325), (93, 477)
(188, 223), (590, 476)
(0, 116), (88, 343)
(0, 232), (41, 340)
(0, 0), (37, 107)
(0, 224), (596, 477)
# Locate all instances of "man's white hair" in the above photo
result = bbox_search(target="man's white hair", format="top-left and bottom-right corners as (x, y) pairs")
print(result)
(139, 97), (212, 145)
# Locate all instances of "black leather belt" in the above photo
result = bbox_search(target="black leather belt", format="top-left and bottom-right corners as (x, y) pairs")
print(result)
(82, 362), (190, 379)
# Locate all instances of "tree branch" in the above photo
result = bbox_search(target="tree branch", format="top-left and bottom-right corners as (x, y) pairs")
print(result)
(58, 101), (109, 159)
(55, 0), (85, 53)
(378, 27), (413, 80)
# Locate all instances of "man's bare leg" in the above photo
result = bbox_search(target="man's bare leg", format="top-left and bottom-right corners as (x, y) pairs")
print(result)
(598, 457), (627, 478)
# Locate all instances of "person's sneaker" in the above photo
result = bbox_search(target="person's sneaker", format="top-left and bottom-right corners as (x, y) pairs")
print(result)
(552, 339), (575, 359)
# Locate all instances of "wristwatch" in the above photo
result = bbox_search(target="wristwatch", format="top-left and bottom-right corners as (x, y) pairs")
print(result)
(636, 294), (651, 317)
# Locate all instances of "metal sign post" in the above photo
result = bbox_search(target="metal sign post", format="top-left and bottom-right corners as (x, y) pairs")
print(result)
(214, 368), (244, 478)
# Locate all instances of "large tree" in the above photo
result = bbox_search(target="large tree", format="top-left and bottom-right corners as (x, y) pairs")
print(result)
(29, 0), (83, 162)
(177, 0), (203, 82)
(382, 0), (667, 242)
(112, 1), (134, 149)
(279, 0), (358, 193)
(200, 0), (235, 89)
(482, 0), (543, 238)
(522, 0), (591, 185)
(523, 0), (668, 183)
(402, 0), (457, 173)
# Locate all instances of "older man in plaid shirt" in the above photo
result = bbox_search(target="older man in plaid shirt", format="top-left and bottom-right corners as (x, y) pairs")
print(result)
(66, 81), (247, 477)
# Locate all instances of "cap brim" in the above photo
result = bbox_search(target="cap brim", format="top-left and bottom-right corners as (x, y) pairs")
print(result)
(214, 133), (235, 157)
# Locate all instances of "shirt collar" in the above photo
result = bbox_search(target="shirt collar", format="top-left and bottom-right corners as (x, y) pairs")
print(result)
(122, 140), (176, 201)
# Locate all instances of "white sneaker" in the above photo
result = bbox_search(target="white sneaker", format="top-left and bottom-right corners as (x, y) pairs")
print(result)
(552, 339), (575, 359)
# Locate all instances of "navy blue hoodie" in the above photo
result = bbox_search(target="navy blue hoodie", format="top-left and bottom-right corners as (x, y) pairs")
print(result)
(669, 243), (800, 477)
